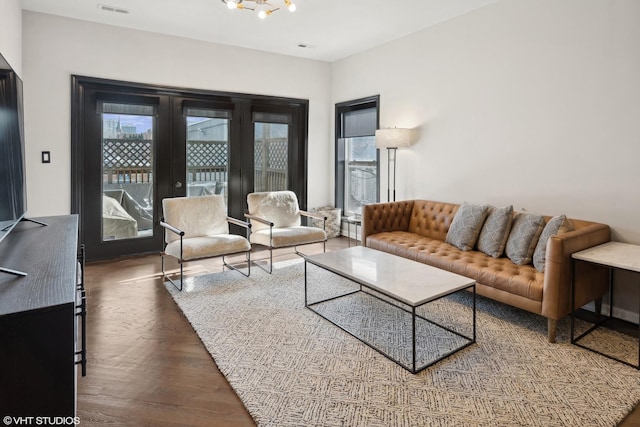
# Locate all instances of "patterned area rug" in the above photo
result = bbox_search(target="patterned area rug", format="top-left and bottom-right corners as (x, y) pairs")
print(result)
(165, 260), (640, 427)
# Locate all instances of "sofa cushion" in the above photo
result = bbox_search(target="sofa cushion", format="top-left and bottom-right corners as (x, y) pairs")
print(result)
(477, 205), (513, 258)
(533, 215), (574, 272)
(505, 213), (545, 265)
(366, 231), (544, 302)
(445, 203), (489, 251)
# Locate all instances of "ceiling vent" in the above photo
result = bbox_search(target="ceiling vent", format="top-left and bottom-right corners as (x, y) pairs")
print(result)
(97, 4), (130, 14)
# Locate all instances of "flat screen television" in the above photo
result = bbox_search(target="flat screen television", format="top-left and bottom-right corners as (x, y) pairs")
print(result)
(0, 53), (27, 247)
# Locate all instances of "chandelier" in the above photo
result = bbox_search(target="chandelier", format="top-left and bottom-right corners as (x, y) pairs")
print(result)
(221, 0), (296, 19)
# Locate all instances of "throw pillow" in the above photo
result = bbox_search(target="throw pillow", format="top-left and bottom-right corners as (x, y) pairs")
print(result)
(505, 212), (545, 265)
(477, 205), (514, 258)
(532, 214), (574, 272)
(445, 203), (489, 251)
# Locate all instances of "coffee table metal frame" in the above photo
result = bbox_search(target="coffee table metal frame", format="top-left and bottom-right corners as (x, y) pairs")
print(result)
(304, 248), (476, 374)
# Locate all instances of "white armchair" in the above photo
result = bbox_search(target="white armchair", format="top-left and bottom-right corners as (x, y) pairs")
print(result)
(245, 191), (327, 273)
(161, 195), (251, 291)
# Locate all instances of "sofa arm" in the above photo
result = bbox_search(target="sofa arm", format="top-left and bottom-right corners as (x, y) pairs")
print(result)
(541, 223), (610, 320)
(362, 201), (414, 246)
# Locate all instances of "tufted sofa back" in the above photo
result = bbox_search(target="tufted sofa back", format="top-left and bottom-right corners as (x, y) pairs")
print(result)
(407, 200), (459, 241)
(361, 200), (413, 243)
(363, 199), (606, 247)
(361, 200), (459, 245)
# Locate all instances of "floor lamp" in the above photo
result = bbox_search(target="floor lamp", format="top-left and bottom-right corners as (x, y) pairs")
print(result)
(375, 128), (412, 202)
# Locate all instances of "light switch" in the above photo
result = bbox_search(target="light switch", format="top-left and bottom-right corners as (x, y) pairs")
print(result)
(41, 151), (51, 164)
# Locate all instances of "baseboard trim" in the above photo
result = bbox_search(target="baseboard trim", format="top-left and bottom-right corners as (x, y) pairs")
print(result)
(583, 301), (639, 324)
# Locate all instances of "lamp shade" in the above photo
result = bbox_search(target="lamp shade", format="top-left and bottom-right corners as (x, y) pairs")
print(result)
(375, 128), (413, 149)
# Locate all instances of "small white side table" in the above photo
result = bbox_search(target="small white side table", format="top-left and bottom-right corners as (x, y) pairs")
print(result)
(571, 241), (640, 369)
(342, 216), (362, 247)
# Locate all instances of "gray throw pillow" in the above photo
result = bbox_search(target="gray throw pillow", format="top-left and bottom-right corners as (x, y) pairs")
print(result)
(533, 215), (574, 272)
(505, 212), (545, 265)
(445, 203), (489, 251)
(477, 205), (514, 258)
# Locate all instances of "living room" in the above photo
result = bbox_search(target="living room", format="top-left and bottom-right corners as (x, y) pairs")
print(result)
(1, 0), (639, 425)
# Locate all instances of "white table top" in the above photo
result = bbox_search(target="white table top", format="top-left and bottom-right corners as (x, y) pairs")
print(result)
(572, 241), (640, 273)
(305, 246), (475, 307)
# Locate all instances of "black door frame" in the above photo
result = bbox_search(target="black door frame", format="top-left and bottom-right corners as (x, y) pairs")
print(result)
(71, 75), (309, 261)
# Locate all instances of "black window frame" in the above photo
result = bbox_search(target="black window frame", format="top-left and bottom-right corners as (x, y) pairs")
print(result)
(334, 95), (380, 214)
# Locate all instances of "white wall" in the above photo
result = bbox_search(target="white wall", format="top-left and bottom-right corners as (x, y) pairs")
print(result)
(21, 2), (640, 318)
(332, 0), (640, 320)
(0, 0), (22, 74)
(22, 11), (332, 217)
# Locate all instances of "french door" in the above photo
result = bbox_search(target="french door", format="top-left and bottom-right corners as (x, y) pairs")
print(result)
(72, 76), (308, 261)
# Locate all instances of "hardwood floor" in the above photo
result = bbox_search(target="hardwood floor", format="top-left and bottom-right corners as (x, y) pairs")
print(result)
(78, 237), (640, 426)
(77, 240), (345, 426)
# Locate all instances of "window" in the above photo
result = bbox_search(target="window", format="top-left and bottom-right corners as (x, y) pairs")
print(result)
(335, 96), (379, 216)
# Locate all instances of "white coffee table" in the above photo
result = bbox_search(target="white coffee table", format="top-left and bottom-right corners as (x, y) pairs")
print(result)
(304, 246), (476, 373)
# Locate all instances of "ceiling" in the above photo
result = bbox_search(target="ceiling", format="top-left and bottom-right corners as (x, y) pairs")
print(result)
(20, 0), (498, 62)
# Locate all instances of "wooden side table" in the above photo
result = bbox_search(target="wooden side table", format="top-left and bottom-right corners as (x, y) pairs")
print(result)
(342, 216), (362, 247)
(571, 241), (640, 369)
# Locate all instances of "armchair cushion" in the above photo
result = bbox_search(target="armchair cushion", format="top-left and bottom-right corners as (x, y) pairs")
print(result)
(165, 235), (251, 261)
(247, 191), (301, 231)
(250, 226), (327, 248)
(162, 195), (229, 244)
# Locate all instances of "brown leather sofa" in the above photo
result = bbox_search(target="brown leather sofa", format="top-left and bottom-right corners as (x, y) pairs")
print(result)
(362, 200), (611, 342)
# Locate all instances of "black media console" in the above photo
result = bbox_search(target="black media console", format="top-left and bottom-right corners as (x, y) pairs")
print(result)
(0, 215), (86, 418)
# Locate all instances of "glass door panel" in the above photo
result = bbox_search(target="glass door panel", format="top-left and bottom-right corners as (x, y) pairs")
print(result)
(101, 103), (155, 241)
(185, 109), (230, 207)
(254, 122), (289, 192)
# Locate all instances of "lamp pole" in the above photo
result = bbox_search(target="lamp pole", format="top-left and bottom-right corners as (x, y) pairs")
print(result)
(387, 147), (397, 202)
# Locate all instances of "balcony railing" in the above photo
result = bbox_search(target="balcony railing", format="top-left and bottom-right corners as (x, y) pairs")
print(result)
(102, 138), (288, 189)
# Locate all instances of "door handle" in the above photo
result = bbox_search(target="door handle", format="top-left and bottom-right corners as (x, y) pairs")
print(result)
(175, 181), (183, 188)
